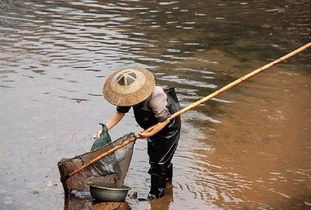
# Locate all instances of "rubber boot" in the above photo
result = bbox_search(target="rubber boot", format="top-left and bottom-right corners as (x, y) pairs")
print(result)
(166, 163), (173, 182)
(147, 174), (166, 200)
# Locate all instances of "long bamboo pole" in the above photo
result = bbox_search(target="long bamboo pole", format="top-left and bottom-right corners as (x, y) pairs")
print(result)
(169, 42), (311, 120)
(67, 42), (310, 179)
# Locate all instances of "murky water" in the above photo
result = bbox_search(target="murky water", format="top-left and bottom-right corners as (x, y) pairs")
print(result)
(0, 0), (310, 209)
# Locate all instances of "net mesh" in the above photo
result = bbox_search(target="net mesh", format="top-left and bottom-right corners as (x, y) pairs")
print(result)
(58, 131), (135, 193)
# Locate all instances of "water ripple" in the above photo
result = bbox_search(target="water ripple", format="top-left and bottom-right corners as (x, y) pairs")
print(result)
(0, 1), (310, 209)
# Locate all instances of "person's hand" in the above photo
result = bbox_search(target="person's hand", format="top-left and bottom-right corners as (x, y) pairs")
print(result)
(92, 130), (102, 139)
(136, 119), (170, 139)
(136, 130), (151, 139)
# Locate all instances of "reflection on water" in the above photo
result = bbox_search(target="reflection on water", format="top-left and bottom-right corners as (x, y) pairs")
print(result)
(0, 0), (310, 209)
(63, 184), (175, 210)
(201, 69), (311, 209)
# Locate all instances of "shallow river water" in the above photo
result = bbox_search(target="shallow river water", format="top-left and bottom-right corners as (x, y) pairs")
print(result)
(0, 0), (310, 209)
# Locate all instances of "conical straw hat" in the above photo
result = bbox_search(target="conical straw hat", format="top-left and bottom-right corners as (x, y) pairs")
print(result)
(103, 67), (155, 106)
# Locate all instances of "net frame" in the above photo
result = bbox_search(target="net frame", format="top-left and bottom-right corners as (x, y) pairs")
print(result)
(58, 132), (135, 194)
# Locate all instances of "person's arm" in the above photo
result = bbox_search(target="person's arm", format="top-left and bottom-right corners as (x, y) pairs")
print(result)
(106, 111), (126, 130)
(93, 111), (126, 138)
(137, 87), (171, 139)
(137, 119), (170, 139)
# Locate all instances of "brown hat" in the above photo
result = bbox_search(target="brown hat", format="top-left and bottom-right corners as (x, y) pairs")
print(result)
(103, 67), (155, 106)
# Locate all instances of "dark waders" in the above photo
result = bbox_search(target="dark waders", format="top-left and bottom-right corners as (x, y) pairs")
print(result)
(133, 88), (181, 199)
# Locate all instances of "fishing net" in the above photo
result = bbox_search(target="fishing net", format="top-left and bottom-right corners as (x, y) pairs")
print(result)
(58, 125), (135, 194)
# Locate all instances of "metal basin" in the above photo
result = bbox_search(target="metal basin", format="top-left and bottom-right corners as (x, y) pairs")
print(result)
(89, 185), (131, 202)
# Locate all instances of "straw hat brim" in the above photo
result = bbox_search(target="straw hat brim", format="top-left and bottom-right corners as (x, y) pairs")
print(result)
(103, 67), (155, 106)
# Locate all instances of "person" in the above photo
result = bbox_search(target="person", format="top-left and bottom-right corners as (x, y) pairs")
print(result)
(94, 67), (181, 199)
